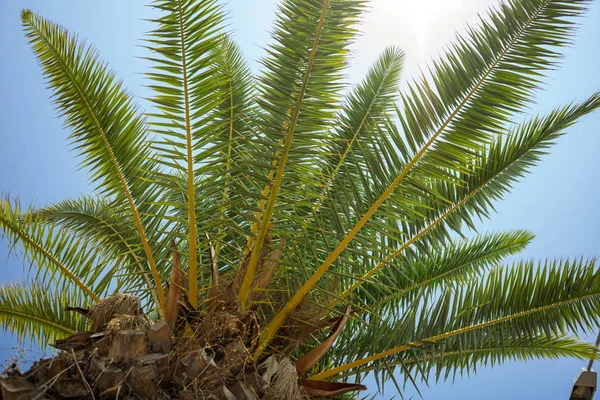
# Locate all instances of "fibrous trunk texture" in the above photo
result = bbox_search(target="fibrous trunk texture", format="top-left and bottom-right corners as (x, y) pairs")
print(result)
(0, 294), (354, 399)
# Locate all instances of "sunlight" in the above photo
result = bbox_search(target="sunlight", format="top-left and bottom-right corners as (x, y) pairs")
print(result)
(349, 0), (499, 83)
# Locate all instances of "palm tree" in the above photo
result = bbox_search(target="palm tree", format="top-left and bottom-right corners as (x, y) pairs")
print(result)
(1, 0), (599, 398)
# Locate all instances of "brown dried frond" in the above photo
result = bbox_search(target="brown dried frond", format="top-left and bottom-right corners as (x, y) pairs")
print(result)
(219, 233), (274, 307)
(170, 342), (230, 393)
(279, 302), (330, 351)
(263, 358), (307, 400)
(88, 294), (143, 331)
(106, 314), (150, 333)
(194, 311), (241, 346)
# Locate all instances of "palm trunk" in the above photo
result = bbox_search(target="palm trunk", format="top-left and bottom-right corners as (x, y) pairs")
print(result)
(0, 322), (293, 399)
(0, 294), (361, 399)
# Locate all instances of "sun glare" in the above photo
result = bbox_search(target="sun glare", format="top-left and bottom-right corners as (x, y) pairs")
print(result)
(350, 0), (498, 83)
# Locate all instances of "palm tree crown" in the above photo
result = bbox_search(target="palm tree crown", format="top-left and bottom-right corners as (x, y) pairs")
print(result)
(1, 0), (600, 398)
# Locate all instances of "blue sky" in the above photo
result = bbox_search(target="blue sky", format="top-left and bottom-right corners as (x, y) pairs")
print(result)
(0, 0), (599, 398)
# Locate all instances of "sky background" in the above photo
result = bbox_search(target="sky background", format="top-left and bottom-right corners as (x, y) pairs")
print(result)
(0, 0), (599, 398)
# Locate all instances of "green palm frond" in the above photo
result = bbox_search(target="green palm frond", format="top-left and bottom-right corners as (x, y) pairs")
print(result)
(415, 91), (600, 245)
(32, 196), (161, 308)
(333, 92), (600, 309)
(239, 0), (365, 308)
(0, 197), (110, 302)
(206, 35), (255, 264)
(32, 196), (142, 263)
(20, 11), (158, 207)
(342, 335), (600, 388)
(310, 46), (405, 219)
(280, 46), (405, 295)
(316, 258), (600, 380)
(357, 230), (535, 317)
(146, 0), (228, 306)
(0, 281), (86, 348)
(306, 230), (533, 381)
(21, 10), (166, 313)
(398, 0), (587, 173)
(380, 0), (590, 248)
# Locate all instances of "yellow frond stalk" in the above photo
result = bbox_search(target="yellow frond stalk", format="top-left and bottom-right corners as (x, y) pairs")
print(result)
(176, 0), (198, 308)
(309, 292), (599, 380)
(238, 0), (331, 310)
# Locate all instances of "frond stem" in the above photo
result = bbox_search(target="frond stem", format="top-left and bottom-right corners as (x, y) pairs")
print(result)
(177, 0), (198, 308)
(48, 209), (162, 316)
(352, 238), (529, 317)
(215, 48), (236, 262)
(311, 291), (599, 380)
(0, 308), (75, 335)
(0, 215), (99, 302)
(238, 0), (330, 310)
(23, 16), (166, 313)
